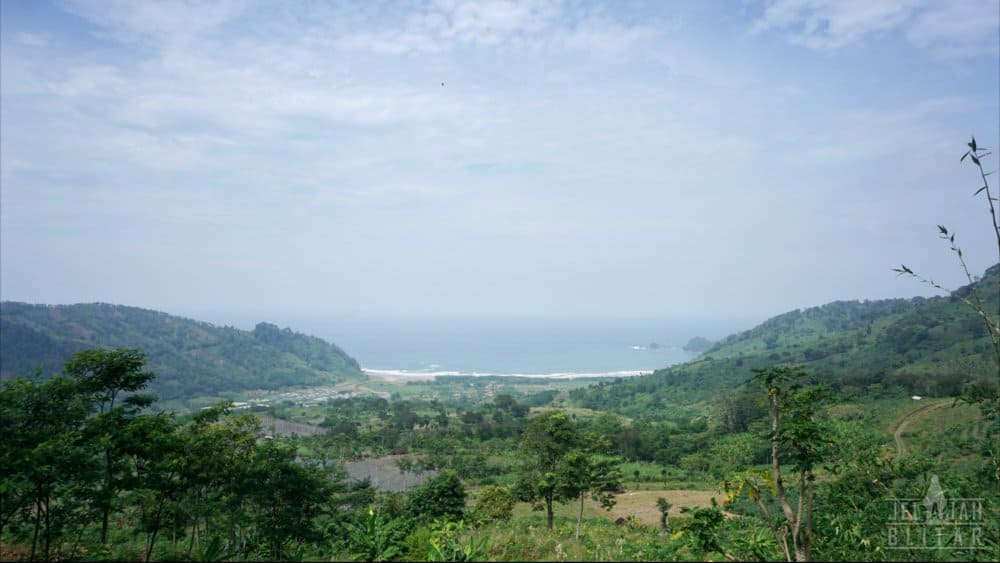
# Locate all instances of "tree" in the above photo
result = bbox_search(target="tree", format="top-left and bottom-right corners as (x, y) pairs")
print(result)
(656, 497), (672, 530)
(0, 374), (96, 561)
(121, 412), (184, 562)
(176, 403), (259, 559)
(474, 485), (514, 522)
(719, 389), (765, 433)
(407, 471), (466, 522)
(65, 348), (156, 545)
(733, 366), (832, 562)
(512, 411), (580, 530)
(247, 437), (335, 559)
(557, 450), (622, 540)
(65, 348), (154, 415)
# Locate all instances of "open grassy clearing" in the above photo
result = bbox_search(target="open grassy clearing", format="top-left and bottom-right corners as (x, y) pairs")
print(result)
(496, 489), (720, 529)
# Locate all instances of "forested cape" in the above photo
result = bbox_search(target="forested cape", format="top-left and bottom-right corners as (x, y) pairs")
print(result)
(572, 264), (1000, 418)
(0, 302), (364, 400)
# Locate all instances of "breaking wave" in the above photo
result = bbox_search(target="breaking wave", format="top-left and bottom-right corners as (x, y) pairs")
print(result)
(363, 368), (652, 380)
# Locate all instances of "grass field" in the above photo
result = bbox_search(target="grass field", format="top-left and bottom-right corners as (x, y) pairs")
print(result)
(489, 488), (720, 529)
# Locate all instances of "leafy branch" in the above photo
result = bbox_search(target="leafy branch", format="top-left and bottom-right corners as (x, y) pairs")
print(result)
(960, 136), (1000, 258)
(893, 137), (1000, 368)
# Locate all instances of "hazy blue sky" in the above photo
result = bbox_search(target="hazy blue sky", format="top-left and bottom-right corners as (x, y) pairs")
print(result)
(2, 0), (998, 321)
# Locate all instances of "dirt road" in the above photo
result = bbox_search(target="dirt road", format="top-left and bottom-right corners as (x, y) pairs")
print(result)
(894, 400), (948, 461)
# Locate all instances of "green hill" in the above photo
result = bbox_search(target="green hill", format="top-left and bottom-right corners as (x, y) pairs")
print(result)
(0, 302), (365, 401)
(571, 264), (999, 418)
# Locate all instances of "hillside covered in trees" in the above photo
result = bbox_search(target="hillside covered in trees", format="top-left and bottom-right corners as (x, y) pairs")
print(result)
(571, 264), (999, 419)
(0, 302), (364, 400)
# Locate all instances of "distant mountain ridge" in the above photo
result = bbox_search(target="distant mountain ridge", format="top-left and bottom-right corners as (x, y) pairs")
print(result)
(0, 302), (365, 401)
(571, 264), (999, 418)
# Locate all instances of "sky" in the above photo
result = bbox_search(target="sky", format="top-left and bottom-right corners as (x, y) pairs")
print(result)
(1, 0), (998, 322)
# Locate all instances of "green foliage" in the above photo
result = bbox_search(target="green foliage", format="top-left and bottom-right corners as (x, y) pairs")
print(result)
(0, 373), (95, 560)
(897, 137), (1000, 368)
(426, 519), (488, 562)
(65, 348), (154, 410)
(557, 449), (623, 539)
(186, 536), (234, 562)
(0, 347), (361, 562)
(0, 302), (364, 401)
(407, 471), (467, 522)
(342, 507), (406, 562)
(655, 497), (672, 529)
(675, 500), (732, 561)
(513, 411), (583, 530)
(475, 485), (515, 522)
(570, 269), (999, 418)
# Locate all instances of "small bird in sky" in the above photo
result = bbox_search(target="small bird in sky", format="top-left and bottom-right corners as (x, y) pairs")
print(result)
(441, 82), (445, 86)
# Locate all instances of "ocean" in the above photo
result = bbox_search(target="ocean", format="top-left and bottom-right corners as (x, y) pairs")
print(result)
(202, 313), (752, 380)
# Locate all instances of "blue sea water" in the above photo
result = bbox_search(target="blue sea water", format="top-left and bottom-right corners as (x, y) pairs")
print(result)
(205, 313), (752, 379)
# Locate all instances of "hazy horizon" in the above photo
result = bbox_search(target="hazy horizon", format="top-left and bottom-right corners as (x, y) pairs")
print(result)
(2, 1), (998, 320)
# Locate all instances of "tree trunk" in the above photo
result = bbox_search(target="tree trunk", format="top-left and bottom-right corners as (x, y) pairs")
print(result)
(42, 496), (51, 561)
(69, 525), (85, 560)
(804, 476), (814, 561)
(145, 494), (167, 562)
(576, 492), (584, 540)
(187, 491), (200, 560)
(545, 497), (554, 530)
(769, 392), (803, 560)
(100, 449), (113, 545)
(30, 498), (40, 562)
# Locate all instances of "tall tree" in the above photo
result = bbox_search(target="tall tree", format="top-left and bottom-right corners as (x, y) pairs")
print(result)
(247, 437), (335, 559)
(746, 366), (832, 562)
(121, 412), (184, 562)
(557, 449), (622, 540)
(65, 348), (156, 545)
(513, 411), (580, 530)
(0, 375), (96, 561)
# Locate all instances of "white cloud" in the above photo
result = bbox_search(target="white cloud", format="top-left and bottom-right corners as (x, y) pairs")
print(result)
(751, 0), (998, 57)
(60, 0), (247, 45)
(553, 18), (654, 53)
(751, 0), (912, 49)
(907, 1), (1000, 59)
(440, 0), (555, 43)
(334, 0), (652, 56)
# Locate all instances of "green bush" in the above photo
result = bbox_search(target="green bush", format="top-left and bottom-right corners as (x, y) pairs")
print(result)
(474, 485), (515, 522)
(407, 471), (466, 521)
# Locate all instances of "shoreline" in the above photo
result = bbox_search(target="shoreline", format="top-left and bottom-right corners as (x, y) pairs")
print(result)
(363, 368), (654, 383)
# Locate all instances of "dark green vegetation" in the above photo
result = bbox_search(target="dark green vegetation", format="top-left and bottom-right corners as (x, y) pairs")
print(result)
(1, 352), (347, 561)
(0, 302), (364, 402)
(4, 345), (997, 562)
(571, 264), (999, 420)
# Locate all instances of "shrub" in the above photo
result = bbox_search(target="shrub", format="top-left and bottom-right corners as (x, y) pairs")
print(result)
(407, 471), (466, 521)
(474, 485), (515, 522)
